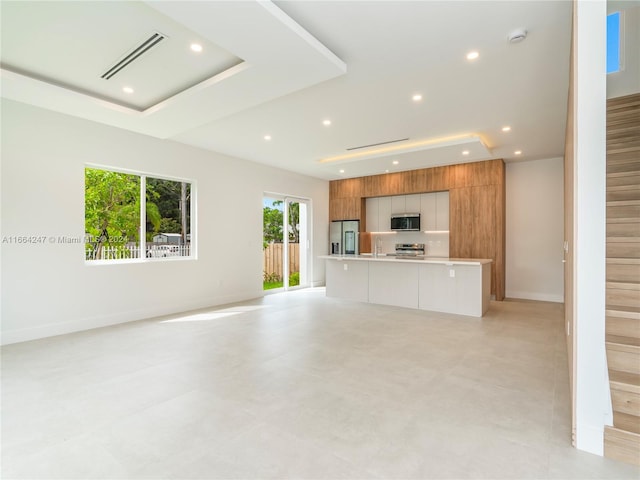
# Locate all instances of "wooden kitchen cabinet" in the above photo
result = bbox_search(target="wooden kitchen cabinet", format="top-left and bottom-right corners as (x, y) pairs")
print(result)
(329, 197), (362, 221)
(328, 159), (505, 300)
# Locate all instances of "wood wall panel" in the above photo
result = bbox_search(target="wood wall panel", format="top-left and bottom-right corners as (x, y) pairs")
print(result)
(450, 185), (499, 296)
(496, 167), (506, 300)
(329, 158), (506, 300)
(425, 166), (452, 192)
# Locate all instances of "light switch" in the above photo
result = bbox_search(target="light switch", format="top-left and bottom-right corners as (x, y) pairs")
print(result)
(344, 263), (348, 271)
(449, 269), (455, 278)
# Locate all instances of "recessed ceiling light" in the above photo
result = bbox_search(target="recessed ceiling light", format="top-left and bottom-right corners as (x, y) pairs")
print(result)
(339, 169), (345, 173)
(385, 169), (390, 173)
(412, 94), (423, 102)
(190, 43), (203, 53)
(462, 150), (470, 155)
(502, 126), (511, 132)
(122, 86), (134, 94)
(466, 51), (479, 60)
(392, 160), (399, 165)
(264, 135), (271, 141)
(323, 119), (332, 126)
(514, 150), (522, 155)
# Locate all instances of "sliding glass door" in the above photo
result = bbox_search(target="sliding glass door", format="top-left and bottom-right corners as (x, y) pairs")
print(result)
(263, 194), (310, 292)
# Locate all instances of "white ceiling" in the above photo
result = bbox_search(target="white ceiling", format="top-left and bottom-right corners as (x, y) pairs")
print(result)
(1, 0), (574, 180)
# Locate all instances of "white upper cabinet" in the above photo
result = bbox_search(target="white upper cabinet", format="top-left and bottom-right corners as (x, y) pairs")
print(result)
(365, 197), (379, 232)
(420, 193), (437, 231)
(367, 193), (448, 233)
(405, 194), (421, 213)
(436, 191), (450, 231)
(378, 196), (392, 232)
(420, 191), (450, 231)
(391, 195), (406, 214)
(365, 196), (392, 232)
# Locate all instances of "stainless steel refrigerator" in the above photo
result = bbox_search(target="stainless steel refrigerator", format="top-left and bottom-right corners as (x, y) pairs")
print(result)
(330, 220), (360, 255)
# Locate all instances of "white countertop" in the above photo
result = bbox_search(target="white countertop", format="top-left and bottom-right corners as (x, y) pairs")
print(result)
(320, 254), (492, 266)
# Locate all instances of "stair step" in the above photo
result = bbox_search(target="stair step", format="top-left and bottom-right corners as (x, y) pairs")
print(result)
(606, 283), (640, 306)
(610, 371), (640, 393)
(607, 317), (640, 344)
(608, 124), (640, 139)
(608, 223), (640, 237)
(608, 188), (640, 202)
(608, 141), (640, 154)
(608, 200), (640, 207)
(607, 305), (640, 316)
(608, 149), (640, 161)
(606, 342), (640, 375)
(607, 160), (640, 174)
(608, 334), (640, 347)
(608, 184), (640, 192)
(613, 412), (640, 435)
(608, 122), (640, 135)
(607, 243), (640, 259)
(611, 387), (640, 418)
(607, 110), (640, 125)
(607, 282), (640, 290)
(607, 103), (640, 113)
(607, 262), (640, 283)
(607, 307), (640, 320)
(608, 174), (640, 189)
(608, 171), (640, 179)
(607, 237), (640, 243)
(607, 203), (640, 221)
(608, 217), (640, 225)
(607, 94), (640, 109)
(604, 426), (640, 466)
(607, 148), (640, 159)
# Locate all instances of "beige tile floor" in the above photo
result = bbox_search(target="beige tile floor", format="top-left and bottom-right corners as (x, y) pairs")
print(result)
(2, 288), (640, 479)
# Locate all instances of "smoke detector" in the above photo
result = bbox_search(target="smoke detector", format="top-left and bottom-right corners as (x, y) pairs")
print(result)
(508, 29), (528, 44)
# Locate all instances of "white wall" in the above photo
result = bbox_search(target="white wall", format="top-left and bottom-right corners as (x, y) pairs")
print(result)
(505, 157), (564, 303)
(607, 3), (640, 99)
(0, 100), (329, 345)
(573, 0), (609, 456)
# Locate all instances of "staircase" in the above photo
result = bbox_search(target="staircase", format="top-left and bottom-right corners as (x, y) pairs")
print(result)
(604, 93), (640, 466)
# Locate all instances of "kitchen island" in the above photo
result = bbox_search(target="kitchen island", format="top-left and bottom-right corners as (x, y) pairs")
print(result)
(321, 255), (492, 317)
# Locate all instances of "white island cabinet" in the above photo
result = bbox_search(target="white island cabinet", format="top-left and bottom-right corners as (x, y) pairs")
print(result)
(322, 255), (492, 317)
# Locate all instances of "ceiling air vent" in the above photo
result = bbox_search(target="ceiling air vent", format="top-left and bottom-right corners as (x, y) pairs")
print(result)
(101, 32), (166, 80)
(346, 138), (409, 151)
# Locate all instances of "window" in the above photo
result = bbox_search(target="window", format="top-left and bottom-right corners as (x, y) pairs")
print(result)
(85, 167), (193, 261)
(607, 11), (621, 74)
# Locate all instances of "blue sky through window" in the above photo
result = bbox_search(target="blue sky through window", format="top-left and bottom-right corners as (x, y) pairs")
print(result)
(263, 197), (283, 210)
(607, 12), (621, 74)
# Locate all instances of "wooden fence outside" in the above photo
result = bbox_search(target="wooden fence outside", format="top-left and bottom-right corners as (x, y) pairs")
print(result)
(263, 243), (299, 279)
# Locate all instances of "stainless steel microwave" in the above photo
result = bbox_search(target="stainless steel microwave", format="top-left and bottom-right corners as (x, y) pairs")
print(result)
(390, 213), (421, 231)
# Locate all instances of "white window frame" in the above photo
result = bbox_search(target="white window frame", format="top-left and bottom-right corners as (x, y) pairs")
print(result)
(84, 164), (196, 264)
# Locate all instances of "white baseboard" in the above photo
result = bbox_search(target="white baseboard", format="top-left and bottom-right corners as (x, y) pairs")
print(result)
(505, 290), (564, 303)
(1, 289), (262, 346)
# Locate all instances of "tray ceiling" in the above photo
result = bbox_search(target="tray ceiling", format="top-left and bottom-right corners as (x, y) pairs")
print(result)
(0, 1), (580, 180)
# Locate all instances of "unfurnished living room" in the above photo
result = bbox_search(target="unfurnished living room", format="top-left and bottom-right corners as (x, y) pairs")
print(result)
(1, 1), (639, 479)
